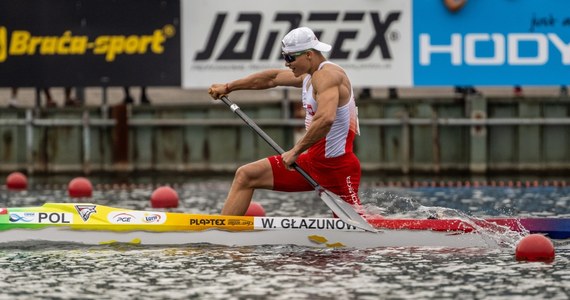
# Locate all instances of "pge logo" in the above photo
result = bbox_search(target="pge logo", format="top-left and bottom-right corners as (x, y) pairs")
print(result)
(110, 213), (136, 224)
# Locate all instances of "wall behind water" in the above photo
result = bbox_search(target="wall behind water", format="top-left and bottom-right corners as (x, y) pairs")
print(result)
(1, 95), (569, 175)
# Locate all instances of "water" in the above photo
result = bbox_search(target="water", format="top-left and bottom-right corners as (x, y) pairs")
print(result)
(0, 178), (569, 299)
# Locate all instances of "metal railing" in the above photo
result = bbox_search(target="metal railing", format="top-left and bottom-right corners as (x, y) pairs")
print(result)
(2, 105), (570, 174)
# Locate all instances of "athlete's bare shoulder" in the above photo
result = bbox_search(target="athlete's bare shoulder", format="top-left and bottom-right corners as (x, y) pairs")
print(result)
(312, 63), (345, 87)
(311, 63), (351, 105)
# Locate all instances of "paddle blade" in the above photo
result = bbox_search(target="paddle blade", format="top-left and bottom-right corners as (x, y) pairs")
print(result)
(318, 188), (377, 232)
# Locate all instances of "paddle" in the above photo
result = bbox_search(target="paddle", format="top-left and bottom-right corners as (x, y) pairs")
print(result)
(220, 96), (376, 232)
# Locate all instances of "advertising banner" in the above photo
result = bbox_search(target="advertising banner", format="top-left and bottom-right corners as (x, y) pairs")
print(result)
(181, 0), (412, 88)
(0, 0), (181, 87)
(413, 0), (570, 86)
(4, 0), (564, 88)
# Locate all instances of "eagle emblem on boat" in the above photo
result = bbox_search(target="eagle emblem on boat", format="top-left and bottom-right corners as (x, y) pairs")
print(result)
(75, 205), (97, 222)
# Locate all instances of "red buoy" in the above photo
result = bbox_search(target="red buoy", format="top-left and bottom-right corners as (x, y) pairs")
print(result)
(150, 186), (179, 208)
(515, 234), (555, 262)
(68, 177), (93, 198)
(6, 172), (27, 190)
(245, 202), (266, 216)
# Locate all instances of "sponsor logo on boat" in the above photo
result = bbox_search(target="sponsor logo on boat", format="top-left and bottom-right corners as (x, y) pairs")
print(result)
(227, 219), (253, 226)
(9, 212), (35, 223)
(189, 218), (226, 226)
(255, 217), (359, 231)
(142, 213), (162, 223)
(109, 213), (136, 224)
(9, 212), (73, 224)
(106, 211), (167, 225)
(0, 208), (7, 214)
(75, 205), (97, 222)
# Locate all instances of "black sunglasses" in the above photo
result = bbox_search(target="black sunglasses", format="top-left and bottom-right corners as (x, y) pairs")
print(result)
(282, 50), (309, 63)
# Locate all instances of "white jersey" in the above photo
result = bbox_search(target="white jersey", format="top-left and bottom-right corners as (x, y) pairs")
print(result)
(301, 61), (360, 159)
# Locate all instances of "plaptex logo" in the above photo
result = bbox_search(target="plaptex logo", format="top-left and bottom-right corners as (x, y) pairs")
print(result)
(0, 25), (176, 63)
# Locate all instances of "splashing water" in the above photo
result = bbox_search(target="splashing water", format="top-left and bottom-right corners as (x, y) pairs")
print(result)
(361, 189), (527, 248)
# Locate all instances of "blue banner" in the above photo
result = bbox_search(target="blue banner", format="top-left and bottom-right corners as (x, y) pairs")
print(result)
(413, 0), (570, 86)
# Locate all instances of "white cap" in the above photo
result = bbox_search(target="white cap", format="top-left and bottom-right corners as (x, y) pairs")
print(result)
(281, 27), (332, 53)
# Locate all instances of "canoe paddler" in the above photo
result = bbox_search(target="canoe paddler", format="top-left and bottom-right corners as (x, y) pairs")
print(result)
(208, 27), (362, 216)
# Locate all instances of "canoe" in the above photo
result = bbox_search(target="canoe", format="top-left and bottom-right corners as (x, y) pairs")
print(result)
(1, 203), (568, 248)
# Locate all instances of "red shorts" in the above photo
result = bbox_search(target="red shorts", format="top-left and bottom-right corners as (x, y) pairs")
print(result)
(268, 152), (361, 205)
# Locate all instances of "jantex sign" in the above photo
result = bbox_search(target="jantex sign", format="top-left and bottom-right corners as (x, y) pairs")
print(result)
(181, 0), (413, 88)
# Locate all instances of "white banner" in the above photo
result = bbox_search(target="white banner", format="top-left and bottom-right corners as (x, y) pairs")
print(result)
(181, 0), (412, 88)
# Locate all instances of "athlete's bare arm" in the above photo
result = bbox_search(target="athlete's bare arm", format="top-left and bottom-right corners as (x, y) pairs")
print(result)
(209, 69), (303, 99)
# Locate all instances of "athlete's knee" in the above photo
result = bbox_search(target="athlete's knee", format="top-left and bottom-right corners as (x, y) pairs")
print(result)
(234, 165), (250, 182)
(234, 165), (257, 188)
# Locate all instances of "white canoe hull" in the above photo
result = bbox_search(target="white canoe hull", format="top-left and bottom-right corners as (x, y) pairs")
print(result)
(0, 227), (505, 249)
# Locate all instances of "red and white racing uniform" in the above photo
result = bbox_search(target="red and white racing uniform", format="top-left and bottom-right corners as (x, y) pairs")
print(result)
(269, 61), (361, 205)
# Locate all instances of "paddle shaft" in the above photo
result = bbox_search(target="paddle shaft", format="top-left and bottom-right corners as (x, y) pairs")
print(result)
(220, 96), (319, 188)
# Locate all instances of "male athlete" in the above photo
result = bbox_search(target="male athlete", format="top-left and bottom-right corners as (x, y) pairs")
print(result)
(209, 27), (361, 216)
